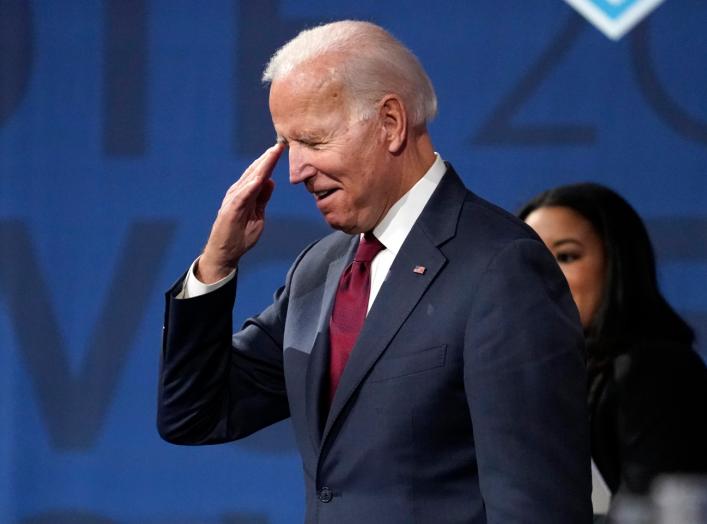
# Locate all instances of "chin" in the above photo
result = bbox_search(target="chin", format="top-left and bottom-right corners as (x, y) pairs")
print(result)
(327, 222), (360, 235)
(322, 213), (362, 235)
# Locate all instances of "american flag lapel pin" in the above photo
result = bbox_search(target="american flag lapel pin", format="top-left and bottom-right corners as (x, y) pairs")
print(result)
(413, 265), (426, 275)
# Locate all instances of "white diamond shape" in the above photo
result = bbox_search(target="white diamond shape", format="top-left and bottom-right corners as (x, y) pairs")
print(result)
(564, 0), (666, 40)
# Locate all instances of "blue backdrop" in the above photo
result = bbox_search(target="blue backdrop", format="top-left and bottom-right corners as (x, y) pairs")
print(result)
(1, 1), (705, 522)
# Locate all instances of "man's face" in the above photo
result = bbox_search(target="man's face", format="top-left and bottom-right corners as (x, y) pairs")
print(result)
(269, 62), (402, 234)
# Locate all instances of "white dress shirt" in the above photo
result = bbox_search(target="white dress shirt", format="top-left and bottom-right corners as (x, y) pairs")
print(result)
(366, 153), (445, 311)
(591, 459), (612, 514)
(180, 153), (447, 309)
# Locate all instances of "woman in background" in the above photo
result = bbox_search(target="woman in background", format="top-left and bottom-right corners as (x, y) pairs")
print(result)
(519, 183), (707, 499)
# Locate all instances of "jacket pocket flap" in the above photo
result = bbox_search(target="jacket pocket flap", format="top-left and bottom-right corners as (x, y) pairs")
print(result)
(367, 344), (447, 383)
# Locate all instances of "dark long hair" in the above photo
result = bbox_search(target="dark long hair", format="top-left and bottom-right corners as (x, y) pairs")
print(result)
(518, 183), (694, 372)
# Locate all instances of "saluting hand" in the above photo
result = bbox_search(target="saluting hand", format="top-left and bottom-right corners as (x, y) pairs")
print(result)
(197, 143), (285, 283)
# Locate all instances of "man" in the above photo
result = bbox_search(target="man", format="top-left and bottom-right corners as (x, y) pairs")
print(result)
(158, 20), (592, 523)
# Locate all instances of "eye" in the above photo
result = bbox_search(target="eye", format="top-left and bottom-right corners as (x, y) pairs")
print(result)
(293, 138), (322, 149)
(556, 252), (580, 264)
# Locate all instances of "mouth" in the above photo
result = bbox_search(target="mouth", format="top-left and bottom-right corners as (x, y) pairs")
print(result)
(313, 189), (338, 201)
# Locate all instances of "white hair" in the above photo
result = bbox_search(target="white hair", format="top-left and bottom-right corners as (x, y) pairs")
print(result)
(262, 20), (437, 127)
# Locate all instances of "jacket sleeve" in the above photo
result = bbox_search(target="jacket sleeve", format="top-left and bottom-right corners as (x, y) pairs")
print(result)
(464, 238), (593, 524)
(156, 247), (311, 445)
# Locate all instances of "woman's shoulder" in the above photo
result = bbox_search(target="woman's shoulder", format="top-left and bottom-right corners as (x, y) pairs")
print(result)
(606, 338), (707, 416)
(611, 338), (706, 383)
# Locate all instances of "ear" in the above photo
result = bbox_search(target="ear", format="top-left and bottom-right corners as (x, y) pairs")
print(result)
(379, 95), (407, 154)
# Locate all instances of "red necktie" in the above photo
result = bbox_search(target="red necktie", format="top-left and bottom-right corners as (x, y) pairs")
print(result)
(328, 232), (385, 404)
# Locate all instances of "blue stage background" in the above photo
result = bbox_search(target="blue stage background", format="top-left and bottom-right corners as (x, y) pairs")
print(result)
(1, 1), (705, 522)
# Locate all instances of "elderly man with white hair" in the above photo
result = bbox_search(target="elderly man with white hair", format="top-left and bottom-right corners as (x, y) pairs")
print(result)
(158, 20), (592, 524)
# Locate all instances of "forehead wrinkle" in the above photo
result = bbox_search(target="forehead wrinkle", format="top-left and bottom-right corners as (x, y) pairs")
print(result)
(296, 124), (340, 141)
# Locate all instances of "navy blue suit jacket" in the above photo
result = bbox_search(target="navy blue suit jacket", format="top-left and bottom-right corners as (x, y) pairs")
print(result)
(158, 167), (592, 523)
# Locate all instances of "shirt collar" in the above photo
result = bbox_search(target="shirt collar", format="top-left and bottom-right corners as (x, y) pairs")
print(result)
(371, 153), (446, 256)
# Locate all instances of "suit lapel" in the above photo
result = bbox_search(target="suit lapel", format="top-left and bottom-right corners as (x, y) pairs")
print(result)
(321, 166), (467, 445)
(304, 237), (358, 450)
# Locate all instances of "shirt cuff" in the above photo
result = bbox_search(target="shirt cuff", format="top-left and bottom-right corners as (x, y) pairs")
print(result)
(177, 257), (236, 299)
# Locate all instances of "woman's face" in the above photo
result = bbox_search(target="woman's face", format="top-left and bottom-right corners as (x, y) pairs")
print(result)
(525, 205), (606, 329)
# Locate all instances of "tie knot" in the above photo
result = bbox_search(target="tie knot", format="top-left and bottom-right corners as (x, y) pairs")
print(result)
(353, 232), (384, 263)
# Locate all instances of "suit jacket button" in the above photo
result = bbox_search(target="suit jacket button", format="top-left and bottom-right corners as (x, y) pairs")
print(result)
(318, 486), (333, 503)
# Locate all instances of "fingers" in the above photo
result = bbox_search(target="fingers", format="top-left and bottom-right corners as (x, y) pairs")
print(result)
(223, 143), (284, 202)
(219, 143), (284, 210)
(242, 143), (285, 185)
(255, 179), (275, 218)
(256, 142), (285, 178)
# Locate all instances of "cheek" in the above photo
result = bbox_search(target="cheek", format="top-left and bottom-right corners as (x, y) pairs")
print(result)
(561, 268), (584, 301)
(584, 263), (606, 311)
(562, 265), (603, 327)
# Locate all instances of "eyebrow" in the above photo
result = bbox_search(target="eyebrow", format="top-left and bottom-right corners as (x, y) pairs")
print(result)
(274, 134), (321, 146)
(296, 132), (325, 143)
(552, 239), (582, 248)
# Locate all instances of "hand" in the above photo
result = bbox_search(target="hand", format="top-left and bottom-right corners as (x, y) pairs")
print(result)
(197, 143), (285, 283)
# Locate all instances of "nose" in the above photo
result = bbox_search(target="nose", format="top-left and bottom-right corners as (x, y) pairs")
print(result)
(288, 143), (316, 185)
